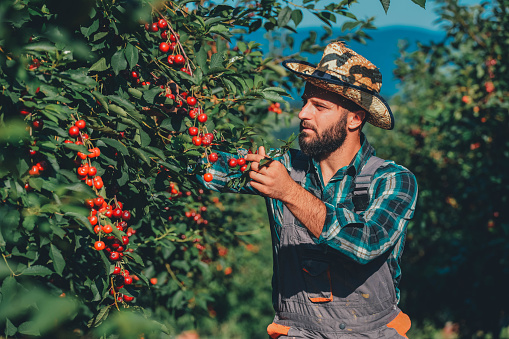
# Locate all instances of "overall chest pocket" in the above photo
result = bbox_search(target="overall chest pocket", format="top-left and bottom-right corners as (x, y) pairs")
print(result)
(301, 258), (333, 303)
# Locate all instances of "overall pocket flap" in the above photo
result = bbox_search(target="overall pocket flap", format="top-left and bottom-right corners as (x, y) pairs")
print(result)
(302, 259), (329, 277)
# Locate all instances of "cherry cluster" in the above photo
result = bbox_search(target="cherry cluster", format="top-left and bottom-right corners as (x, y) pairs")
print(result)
(268, 102), (282, 114)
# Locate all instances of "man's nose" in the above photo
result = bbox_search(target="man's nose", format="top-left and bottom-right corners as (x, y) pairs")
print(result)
(298, 102), (313, 121)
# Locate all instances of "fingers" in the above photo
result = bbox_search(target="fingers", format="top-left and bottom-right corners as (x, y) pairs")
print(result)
(258, 146), (266, 157)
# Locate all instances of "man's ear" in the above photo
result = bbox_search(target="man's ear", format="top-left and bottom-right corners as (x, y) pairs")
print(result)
(348, 110), (366, 130)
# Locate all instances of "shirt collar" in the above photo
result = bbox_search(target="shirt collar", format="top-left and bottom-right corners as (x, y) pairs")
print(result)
(310, 132), (376, 181)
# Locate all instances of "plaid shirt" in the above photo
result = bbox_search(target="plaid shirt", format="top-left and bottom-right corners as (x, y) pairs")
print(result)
(198, 134), (418, 301)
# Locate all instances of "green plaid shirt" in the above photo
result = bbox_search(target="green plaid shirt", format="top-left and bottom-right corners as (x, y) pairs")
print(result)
(198, 134), (418, 301)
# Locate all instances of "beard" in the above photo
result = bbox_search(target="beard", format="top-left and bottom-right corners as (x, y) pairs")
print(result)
(299, 113), (348, 159)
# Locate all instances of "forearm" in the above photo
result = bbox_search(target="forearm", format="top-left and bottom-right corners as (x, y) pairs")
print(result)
(279, 182), (327, 238)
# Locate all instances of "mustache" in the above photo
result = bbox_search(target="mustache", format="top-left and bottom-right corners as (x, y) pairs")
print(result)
(300, 122), (317, 132)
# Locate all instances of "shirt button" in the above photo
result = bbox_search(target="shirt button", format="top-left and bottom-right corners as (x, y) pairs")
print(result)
(339, 323), (346, 330)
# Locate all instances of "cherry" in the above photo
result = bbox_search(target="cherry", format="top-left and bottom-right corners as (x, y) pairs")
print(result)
(93, 177), (104, 190)
(124, 276), (133, 285)
(102, 224), (113, 233)
(160, 31), (168, 40)
(131, 71), (139, 79)
(189, 109), (197, 119)
(150, 23), (159, 32)
(157, 19), (167, 29)
(113, 208), (122, 218)
(122, 235), (129, 245)
(123, 295), (135, 302)
(174, 54), (185, 66)
(89, 147), (101, 158)
(88, 166), (97, 176)
(109, 251), (120, 261)
(228, 158), (238, 167)
(167, 55), (175, 65)
(32, 119), (43, 130)
(121, 210), (131, 221)
(78, 152), (88, 160)
(170, 33), (179, 42)
(197, 113), (207, 123)
(202, 136), (212, 146)
(240, 165), (248, 172)
(169, 43), (176, 52)
(189, 127), (198, 136)
(159, 42), (170, 53)
(77, 166), (88, 176)
(208, 153), (218, 163)
(203, 173), (213, 182)
(20, 109), (30, 115)
(75, 119), (86, 129)
(113, 266), (121, 275)
(94, 225), (101, 234)
(88, 215), (98, 225)
(192, 136), (202, 146)
(69, 126), (80, 137)
(187, 96), (197, 106)
(28, 165), (40, 176)
(94, 241), (106, 251)
(94, 196), (104, 206)
(237, 158), (246, 166)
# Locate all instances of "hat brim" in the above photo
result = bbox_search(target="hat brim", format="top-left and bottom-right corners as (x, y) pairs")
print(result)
(283, 59), (394, 130)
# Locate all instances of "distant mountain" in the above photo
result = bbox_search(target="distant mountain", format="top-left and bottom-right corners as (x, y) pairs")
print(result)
(242, 26), (445, 98)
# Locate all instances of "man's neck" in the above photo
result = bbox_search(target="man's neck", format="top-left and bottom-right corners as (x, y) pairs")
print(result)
(318, 133), (362, 185)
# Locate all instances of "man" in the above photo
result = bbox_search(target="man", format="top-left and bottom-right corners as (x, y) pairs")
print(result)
(198, 42), (418, 338)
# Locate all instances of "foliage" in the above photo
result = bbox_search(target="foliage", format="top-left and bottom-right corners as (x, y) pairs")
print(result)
(0, 0), (414, 337)
(365, 0), (509, 337)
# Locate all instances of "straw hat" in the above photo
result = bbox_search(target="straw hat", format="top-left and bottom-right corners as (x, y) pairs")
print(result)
(282, 41), (394, 130)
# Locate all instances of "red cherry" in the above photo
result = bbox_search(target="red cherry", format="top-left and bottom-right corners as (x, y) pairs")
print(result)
(189, 127), (198, 136)
(122, 236), (130, 245)
(160, 31), (168, 40)
(202, 136), (212, 146)
(122, 210), (131, 221)
(240, 164), (248, 172)
(189, 109), (197, 119)
(94, 196), (104, 206)
(187, 96), (197, 106)
(20, 109), (30, 115)
(167, 55), (175, 65)
(150, 23), (159, 32)
(197, 113), (207, 123)
(94, 241), (105, 251)
(208, 153), (219, 163)
(157, 19), (167, 29)
(113, 208), (122, 218)
(88, 215), (98, 225)
(77, 152), (88, 160)
(203, 173), (213, 182)
(131, 71), (139, 79)
(113, 266), (121, 274)
(228, 158), (238, 168)
(109, 251), (120, 261)
(168, 43), (176, 52)
(69, 126), (80, 137)
(77, 166), (88, 176)
(124, 276), (133, 285)
(102, 224), (113, 233)
(159, 42), (170, 53)
(237, 158), (246, 166)
(75, 120), (86, 129)
(94, 178), (103, 190)
(192, 136), (202, 146)
(28, 165), (40, 176)
(123, 295), (135, 302)
(32, 119), (43, 130)
(170, 34), (178, 42)
(88, 166), (97, 176)
(174, 54), (185, 66)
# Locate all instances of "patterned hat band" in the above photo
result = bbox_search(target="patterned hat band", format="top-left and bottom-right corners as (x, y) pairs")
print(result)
(282, 41), (394, 130)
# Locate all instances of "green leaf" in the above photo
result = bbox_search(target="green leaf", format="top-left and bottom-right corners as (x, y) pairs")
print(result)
(5, 318), (17, 336)
(342, 20), (361, 32)
(18, 321), (39, 336)
(209, 53), (225, 73)
(379, 0), (390, 13)
(195, 45), (209, 74)
(87, 305), (111, 328)
(142, 87), (163, 104)
(291, 9), (303, 27)
(98, 138), (129, 156)
(130, 147), (151, 165)
(410, 0), (425, 8)
(124, 43), (139, 69)
(49, 244), (66, 276)
(111, 49), (127, 75)
(21, 265), (53, 277)
(278, 7), (293, 27)
(89, 57), (109, 72)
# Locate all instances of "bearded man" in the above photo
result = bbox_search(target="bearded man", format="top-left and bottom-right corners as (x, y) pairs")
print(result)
(198, 42), (418, 338)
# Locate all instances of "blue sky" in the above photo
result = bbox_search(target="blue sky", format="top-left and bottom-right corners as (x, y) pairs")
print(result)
(299, 0), (482, 30)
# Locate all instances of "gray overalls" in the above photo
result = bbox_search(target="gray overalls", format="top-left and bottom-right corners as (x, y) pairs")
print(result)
(267, 153), (408, 338)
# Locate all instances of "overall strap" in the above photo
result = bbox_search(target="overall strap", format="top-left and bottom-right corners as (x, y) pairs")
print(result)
(353, 156), (385, 214)
(288, 149), (308, 184)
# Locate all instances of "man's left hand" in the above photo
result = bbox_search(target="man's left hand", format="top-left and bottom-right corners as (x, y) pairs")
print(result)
(245, 146), (298, 201)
